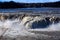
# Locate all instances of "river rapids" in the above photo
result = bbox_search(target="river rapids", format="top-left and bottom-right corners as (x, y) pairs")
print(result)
(0, 15), (60, 40)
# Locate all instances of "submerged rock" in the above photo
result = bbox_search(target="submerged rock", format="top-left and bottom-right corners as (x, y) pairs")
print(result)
(31, 17), (51, 29)
(25, 16), (60, 29)
(25, 16), (50, 29)
(21, 16), (33, 25)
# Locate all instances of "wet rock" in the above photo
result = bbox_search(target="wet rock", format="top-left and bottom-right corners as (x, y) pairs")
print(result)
(49, 16), (60, 23)
(45, 17), (50, 22)
(19, 14), (29, 20)
(7, 15), (18, 19)
(8, 15), (15, 19)
(45, 17), (52, 24)
(12, 15), (19, 19)
(55, 17), (60, 23)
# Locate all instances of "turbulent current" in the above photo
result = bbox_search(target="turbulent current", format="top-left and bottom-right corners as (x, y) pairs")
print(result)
(22, 16), (60, 31)
(0, 19), (36, 38)
(0, 16), (60, 40)
(0, 8), (60, 40)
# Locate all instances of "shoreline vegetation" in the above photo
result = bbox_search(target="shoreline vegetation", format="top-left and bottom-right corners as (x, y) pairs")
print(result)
(0, 1), (60, 9)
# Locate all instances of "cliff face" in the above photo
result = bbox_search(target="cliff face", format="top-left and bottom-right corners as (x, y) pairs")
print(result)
(0, 1), (60, 8)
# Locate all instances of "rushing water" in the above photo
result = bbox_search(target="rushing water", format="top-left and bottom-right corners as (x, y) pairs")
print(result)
(0, 8), (60, 38)
(0, 19), (36, 38)
(0, 18), (60, 37)
(22, 16), (60, 31)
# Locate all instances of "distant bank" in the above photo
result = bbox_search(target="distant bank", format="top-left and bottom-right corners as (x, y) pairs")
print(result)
(0, 1), (60, 8)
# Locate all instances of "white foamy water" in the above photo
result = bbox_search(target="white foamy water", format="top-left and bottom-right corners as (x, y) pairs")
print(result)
(22, 16), (60, 31)
(0, 17), (60, 38)
(0, 19), (35, 38)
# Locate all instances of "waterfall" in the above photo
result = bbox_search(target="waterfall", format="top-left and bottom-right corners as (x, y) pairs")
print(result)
(0, 19), (36, 38)
(0, 16), (60, 38)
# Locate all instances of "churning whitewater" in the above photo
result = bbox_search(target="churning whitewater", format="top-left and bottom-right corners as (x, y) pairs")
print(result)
(0, 19), (36, 38)
(0, 16), (60, 38)
(22, 16), (60, 31)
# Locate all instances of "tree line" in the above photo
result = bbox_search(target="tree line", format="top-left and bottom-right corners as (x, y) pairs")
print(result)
(0, 1), (60, 8)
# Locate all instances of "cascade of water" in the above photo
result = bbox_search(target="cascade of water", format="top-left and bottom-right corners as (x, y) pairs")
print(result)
(0, 19), (36, 38)
(0, 16), (60, 38)
(21, 16), (60, 31)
